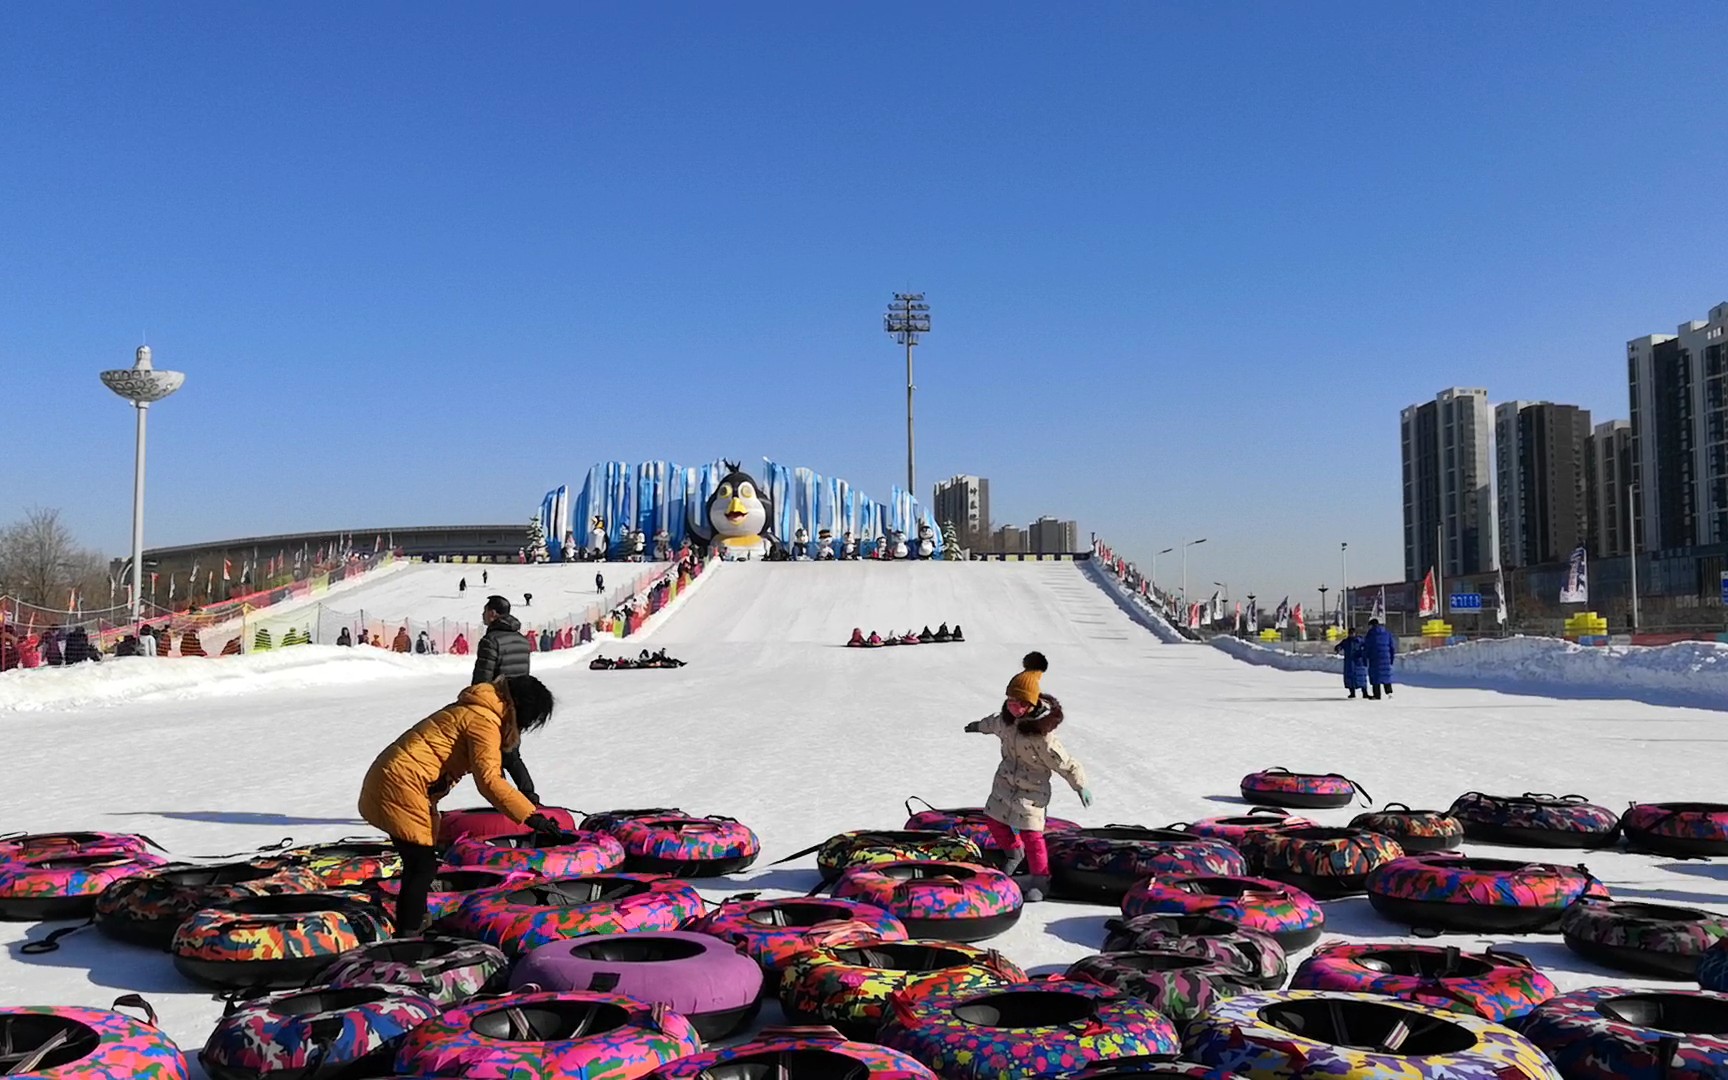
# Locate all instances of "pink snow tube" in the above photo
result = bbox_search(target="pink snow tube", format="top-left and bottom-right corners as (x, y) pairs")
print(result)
(438, 806), (578, 845)
(683, 896), (909, 989)
(1181, 808), (1318, 848)
(0, 831), (153, 863)
(446, 832), (625, 878)
(902, 798), (1079, 866)
(0, 851), (169, 921)
(1121, 874), (1325, 950)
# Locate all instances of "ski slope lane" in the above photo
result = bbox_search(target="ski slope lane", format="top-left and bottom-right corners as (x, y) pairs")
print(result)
(297, 561), (671, 625)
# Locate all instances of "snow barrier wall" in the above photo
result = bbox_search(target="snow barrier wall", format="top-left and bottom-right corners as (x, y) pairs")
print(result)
(1083, 558), (1189, 644)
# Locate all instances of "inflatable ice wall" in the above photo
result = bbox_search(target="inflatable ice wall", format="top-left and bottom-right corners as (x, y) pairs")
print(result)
(541, 459), (943, 559)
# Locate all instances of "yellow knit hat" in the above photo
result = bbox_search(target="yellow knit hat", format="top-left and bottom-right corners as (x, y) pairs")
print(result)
(1006, 669), (1043, 706)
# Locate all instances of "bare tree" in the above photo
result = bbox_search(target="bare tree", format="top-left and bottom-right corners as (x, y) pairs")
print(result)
(0, 508), (109, 609)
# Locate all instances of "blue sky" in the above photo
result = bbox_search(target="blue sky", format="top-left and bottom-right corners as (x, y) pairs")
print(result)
(3, 3), (1725, 602)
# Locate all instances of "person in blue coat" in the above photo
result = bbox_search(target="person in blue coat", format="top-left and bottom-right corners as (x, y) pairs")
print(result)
(1363, 618), (1397, 699)
(1333, 626), (1369, 698)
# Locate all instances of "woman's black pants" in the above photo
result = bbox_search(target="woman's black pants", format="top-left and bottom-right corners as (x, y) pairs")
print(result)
(391, 839), (440, 933)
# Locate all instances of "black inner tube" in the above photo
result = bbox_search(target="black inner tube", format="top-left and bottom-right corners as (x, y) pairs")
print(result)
(953, 991), (1095, 1027)
(693, 1049), (876, 1080)
(876, 863), (976, 883)
(1420, 857), (1556, 874)
(225, 893), (364, 917)
(470, 1000), (631, 1040)
(0, 1015), (101, 1071)
(1636, 802), (1728, 816)
(1073, 828), (1200, 844)
(1355, 949), (1494, 978)
(828, 942), (976, 971)
(1272, 828), (1372, 844)
(21, 854), (136, 871)
(565, 937), (706, 963)
(745, 902), (860, 927)
(1597, 993), (1728, 1034)
(1594, 902), (1717, 924)
(159, 863), (276, 888)
(301, 844), (393, 859)
(430, 871), (508, 893)
(361, 939), (466, 964)
(268, 987), (393, 1016)
(1093, 951), (1214, 973)
(846, 831), (948, 846)
(505, 879), (651, 907)
(1114, 914), (1244, 939)
(1259, 999), (1476, 1054)
(1185, 877), (1277, 898)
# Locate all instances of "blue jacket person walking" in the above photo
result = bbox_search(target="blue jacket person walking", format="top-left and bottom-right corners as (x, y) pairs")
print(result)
(1363, 618), (1397, 698)
(1334, 628), (1369, 698)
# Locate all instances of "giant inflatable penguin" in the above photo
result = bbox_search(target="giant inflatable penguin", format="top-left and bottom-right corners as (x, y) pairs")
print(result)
(696, 462), (777, 560)
(589, 516), (609, 560)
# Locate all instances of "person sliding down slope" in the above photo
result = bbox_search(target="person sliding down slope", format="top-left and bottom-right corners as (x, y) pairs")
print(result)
(963, 653), (1092, 903)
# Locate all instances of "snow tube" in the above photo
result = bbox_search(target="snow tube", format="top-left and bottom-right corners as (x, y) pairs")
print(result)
(1348, 803), (1464, 854)
(1448, 791), (1621, 849)
(394, 989), (701, 1080)
(441, 874), (704, 956)
(641, 1027), (938, 1080)
(781, 939), (1027, 1038)
(1365, 854), (1609, 933)
(0, 998), (190, 1080)
(1047, 826), (1247, 902)
(1515, 986), (1728, 1079)
(1067, 951), (1260, 1028)
(0, 851), (168, 921)
(201, 984), (441, 1080)
(1181, 808), (1317, 848)
(880, 980), (1180, 1080)
(368, 868), (525, 922)
(320, 937), (509, 1006)
(95, 861), (324, 948)
(682, 896), (908, 989)
(810, 830), (983, 883)
(1290, 942), (1556, 1023)
(1560, 899), (1728, 979)
(1250, 827), (1405, 899)
(579, 807), (687, 834)
(1057, 1060), (1238, 1079)
(511, 931), (764, 1040)
(902, 799), (1079, 865)
(1238, 768), (1368, 810)
(1101, 914), (1287, 991)
(833, 861), (1022, 943)
(605, 815), (761, 877)
(446, 831), (626, 878)
(1120, 875), (1324, 951)
(262, 840), (402, 887)
(0, 831), (153, 863)
(171, 890), (394, 989)
(1702, 937), (1728, 992)
(1621, 802), (1728, 857)
(1184, 991), (1560, 1079)
(437, 805), (578, 845)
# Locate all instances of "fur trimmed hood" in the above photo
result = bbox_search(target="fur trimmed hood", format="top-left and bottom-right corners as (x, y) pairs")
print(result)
(1011, 694), (1064, 736)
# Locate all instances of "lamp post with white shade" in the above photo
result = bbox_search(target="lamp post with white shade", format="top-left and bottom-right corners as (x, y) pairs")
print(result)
(101, 345), (185, 624)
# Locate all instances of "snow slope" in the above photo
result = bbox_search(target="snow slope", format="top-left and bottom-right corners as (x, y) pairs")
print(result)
(288, 561), (671, 626)
(1, 560), (1724, 1069)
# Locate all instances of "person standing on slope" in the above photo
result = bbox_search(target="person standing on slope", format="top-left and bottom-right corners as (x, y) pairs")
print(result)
(472, 595), (540, 802)
(1363, 618), (1397, 699)
(595, 571), (605, 595)
(358, 674), (563, 932)
(1333, 625), (1369, 699)
(963, 652), (1091, 903)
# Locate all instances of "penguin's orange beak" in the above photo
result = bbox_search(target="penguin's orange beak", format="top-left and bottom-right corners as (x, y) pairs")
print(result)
(726, 498), (746, 520)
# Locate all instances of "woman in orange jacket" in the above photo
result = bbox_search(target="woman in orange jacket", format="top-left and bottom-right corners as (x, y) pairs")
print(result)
(358, 674), (561, 931)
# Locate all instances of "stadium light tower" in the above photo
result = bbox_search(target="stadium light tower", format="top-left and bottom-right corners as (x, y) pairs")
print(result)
(101, 345), (185, 624)
(884, 293), (930, 493)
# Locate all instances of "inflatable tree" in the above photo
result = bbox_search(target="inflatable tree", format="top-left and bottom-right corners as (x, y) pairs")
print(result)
(526, 514), (549, 564)
(942, 521), (961, 559)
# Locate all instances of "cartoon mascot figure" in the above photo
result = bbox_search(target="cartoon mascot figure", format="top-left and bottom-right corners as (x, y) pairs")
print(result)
(588, 516), (608, 561)
(693, 461), (777, 561)
(817, 528), (835, 560)
(793, 527), (811, 560)
(915, 521), (936, 560)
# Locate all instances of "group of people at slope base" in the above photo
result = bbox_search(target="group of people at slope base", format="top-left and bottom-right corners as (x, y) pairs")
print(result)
(0, 624), (105, 670)
(1333, 618), (1398, 699)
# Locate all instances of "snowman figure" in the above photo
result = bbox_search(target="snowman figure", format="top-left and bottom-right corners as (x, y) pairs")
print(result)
(817, 528), (835, 560)
(792, 527), (810, 560)
(841, 532), (858, 560)
(890, 531), (910, 560)
(915, 522), (936, 560)
(628, 529), (647, 562)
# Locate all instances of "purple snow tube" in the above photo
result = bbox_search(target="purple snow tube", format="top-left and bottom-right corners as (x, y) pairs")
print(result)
(510, 930), (764, 1041)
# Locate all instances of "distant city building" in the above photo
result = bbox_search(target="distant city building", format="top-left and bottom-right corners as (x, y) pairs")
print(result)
(993, 525), (1028, 554)
(1494, 402), (1591, 568)
(1587, 419), (1633, 558)
(1628, 302), (1728, 550)
(932, 475), (991, 551)
(1028, 516), (1079, 554)
(1402, 387), (1495, 580)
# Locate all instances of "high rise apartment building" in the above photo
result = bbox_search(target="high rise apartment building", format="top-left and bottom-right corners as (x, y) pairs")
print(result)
(1402, 387), (1496, 580)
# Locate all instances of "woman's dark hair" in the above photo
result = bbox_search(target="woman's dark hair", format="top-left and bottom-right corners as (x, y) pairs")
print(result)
(505, 675), (555, 733)
(1022, 651), (1049, 672)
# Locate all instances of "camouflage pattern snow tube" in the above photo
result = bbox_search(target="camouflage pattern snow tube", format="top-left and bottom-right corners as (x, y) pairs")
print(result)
(834, 861), (1022, 942)
(902, 799), (1079, 864)
(1184, 990), (1561, 1079)
(1447, 792), (1620, 849)
(368, 867), (528, 922)
(1181, 808), (1317, 848)
(1348, 804), (1463, 854)
(0, 831), (154, 863)
(1248, 827), (1404, 899)
(1120, 874), (1324, 950)
(1067, 951), (1260, 1029)
(1514, 986), (1728, 1079)
(1046, 826), (1247, 901)
(1559, 900), (1728, 979)
(880, 980), (1180, 1080)
(1290, 942), (1555, 1023)
(780, 939), (1027, 1037)
(605, 816), (761, 877)
(1101, 914), (1287, 991)
(1621, 802), (1728, 857)
(1365, 854), (1609, 933)
(394, 989), (701, 1080)
(446, 831), (626, 878)
(0, 998), (191, 1080)
(0, 850), (170, 921)
(171, 889), (394, 988)
(1238, 769), (1367, 810)
(1701, 936), (1728, 992)
(680, 896), (907, 988)
(641, 1027), (938, 1079)
(813, 830), (983, 882)
(95, 861), (324, 948)
(201, 984), (441, 1080)
(260, 840), (403, 887)
(441, 874), (704, 956)
(320, 937), (510, 1006)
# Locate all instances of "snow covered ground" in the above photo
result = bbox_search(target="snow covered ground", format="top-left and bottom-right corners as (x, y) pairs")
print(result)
(274, 560), (672, 627)
(2, 559), (1725, 1069)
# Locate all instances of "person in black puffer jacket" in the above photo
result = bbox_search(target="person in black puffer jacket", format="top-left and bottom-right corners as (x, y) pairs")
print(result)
(471, 595), (538, 802)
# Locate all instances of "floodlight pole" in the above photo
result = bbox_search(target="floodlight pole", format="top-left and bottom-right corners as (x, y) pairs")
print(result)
(884, 293), (931, 494)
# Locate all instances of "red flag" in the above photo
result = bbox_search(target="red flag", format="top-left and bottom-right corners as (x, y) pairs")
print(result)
(1419, 569), (1438, 617)
(223, 559), (232, 582)
(1293, 603), (1307, 639)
